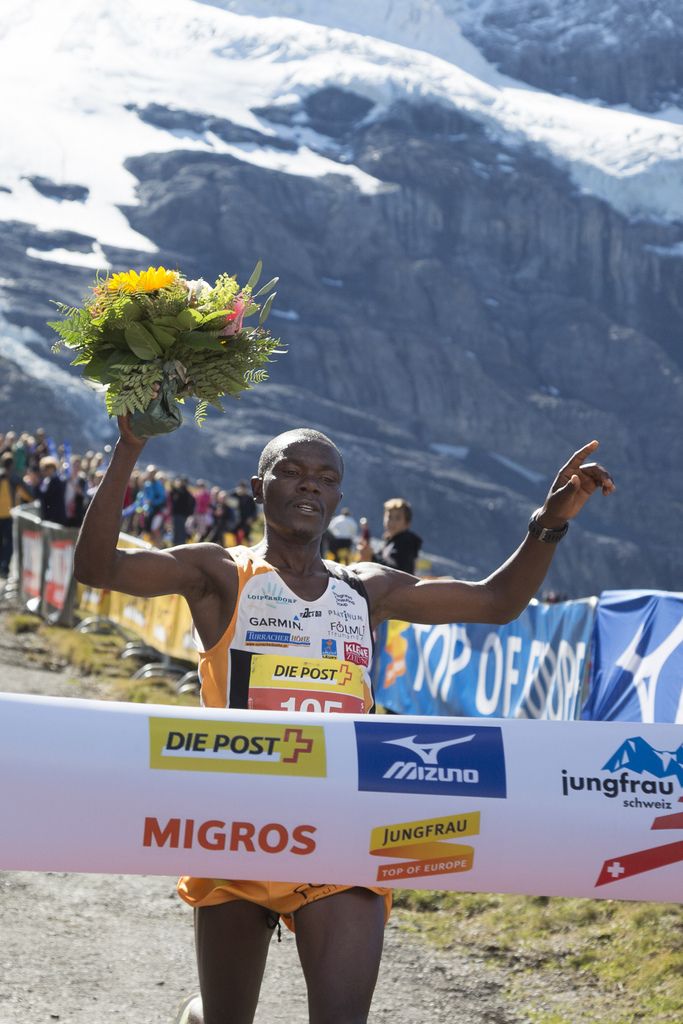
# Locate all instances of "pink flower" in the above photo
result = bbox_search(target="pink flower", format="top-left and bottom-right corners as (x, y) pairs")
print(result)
(219, 294), (247, 337)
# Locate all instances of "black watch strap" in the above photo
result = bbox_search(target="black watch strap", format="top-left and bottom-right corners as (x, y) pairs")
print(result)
(528, 508), (569, 544)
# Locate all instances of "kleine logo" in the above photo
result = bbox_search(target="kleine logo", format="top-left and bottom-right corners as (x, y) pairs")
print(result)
(344, 642), (369, 666)
(355, 722), (507, 798)
(149, 718), (326, 777)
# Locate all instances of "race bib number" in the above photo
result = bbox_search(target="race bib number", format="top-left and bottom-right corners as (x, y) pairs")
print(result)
(248, 654), (367, 714)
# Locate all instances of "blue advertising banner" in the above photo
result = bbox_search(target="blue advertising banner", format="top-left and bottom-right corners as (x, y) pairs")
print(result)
(582, 590), (683, 723)
(372, 599), (597, 720)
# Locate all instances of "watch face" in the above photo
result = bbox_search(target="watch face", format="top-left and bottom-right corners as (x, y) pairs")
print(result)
(542, 523), (567, 543)
(528, 514), (567, 543)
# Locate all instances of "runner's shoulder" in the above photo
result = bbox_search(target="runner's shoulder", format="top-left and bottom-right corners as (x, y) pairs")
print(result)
(347, 560), (418, 604)
(170, 541), (237, 580)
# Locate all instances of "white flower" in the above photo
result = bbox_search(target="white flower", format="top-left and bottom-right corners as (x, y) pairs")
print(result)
(186, 278), (212, 306)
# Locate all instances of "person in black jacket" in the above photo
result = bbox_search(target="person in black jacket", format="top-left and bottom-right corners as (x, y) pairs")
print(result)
(63, 455), (89, 528)
(38, 456), (67, 525)
(170, 477), (196, 546)
(231, 480), (258, 542)
(357, 497), (422, 575)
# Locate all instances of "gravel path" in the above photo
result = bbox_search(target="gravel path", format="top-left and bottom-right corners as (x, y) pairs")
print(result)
(0, 604), (524, 1024)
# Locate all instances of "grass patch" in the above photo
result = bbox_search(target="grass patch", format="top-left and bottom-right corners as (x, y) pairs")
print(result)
(6, 613), (42, 634)
(394, 890), (683, 1022)
(107, 676), (199, 706)
(48, 628), (128, 677)
(18, 619), (199, 706)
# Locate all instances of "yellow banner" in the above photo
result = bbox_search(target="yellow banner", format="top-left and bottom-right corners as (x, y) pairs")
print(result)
(369, 811), (479, 881)
(249, 654), (365, 698)
(76, 533), (198, 665)
(76, 584), (110, 618)
(149, 717), (327, 777)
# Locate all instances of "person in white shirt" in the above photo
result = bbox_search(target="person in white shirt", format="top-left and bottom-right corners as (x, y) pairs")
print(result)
(326, 507), (358, 563)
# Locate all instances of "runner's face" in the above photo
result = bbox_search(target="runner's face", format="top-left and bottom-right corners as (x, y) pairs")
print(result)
(256, 440), (343, 539)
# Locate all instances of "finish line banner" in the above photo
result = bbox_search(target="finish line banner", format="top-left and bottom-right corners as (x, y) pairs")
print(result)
(1, 693), (681, 903)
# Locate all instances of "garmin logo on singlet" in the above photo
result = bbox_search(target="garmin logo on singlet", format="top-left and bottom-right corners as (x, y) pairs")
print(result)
(246, 614), (311, 646)
(355, 722), (507, 798)
(249, 616), (303, 630)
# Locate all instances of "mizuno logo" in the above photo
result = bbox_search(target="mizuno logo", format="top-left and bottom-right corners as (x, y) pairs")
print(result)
(383, 734), (476, 765)
(355, 722), (507, 799)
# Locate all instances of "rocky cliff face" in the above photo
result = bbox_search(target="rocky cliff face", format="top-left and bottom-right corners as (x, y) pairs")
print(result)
(4, 81), (680, 596)
(452, 0), (683, 110)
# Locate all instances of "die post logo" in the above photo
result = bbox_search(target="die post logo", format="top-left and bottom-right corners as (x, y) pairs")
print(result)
(149, 718), (326, 777)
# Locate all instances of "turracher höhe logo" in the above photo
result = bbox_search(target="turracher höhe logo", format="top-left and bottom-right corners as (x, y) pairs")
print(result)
(369, 811), (480, 882)
(149, 718), (326, 777)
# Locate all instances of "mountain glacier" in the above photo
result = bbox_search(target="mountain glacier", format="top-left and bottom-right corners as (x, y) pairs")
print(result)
(1, 0), (682, 593)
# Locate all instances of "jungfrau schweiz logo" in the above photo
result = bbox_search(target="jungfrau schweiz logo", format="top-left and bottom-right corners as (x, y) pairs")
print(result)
(566, 736), (683, 890)
(561, 736), (683, 809)
(355, 722), (507, 798)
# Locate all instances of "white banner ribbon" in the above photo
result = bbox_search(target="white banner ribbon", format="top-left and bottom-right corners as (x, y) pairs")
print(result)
(2, 693), (681, 902)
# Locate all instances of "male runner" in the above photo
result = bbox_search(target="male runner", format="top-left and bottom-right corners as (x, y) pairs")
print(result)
(74, 419), (614, 1024)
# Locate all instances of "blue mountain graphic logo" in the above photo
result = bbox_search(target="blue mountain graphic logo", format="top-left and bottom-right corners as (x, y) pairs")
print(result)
(602, 737), (683, 785)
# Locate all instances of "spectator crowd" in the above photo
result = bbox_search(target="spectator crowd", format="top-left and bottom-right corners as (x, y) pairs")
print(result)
(0, 428), (259, 576)
(1, 427), (425, 580)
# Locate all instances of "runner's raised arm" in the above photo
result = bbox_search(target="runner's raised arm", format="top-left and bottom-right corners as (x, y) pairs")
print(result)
(73, 416), (236, 650)
(358, 441), (615, 628)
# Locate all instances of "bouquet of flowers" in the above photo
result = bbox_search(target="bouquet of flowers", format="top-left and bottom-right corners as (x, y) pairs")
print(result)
(48, 262), (282, 436)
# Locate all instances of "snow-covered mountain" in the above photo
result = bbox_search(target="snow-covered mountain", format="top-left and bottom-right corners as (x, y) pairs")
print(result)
(2, 0), (683, 249)
(452, 0), (683, 112)
(1, 0), (682, 592)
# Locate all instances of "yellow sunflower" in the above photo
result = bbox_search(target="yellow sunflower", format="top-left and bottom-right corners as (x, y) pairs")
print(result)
(107, 266), (178, 293)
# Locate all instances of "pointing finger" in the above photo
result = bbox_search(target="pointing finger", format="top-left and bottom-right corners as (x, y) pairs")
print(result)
(562, 440), (599, 473)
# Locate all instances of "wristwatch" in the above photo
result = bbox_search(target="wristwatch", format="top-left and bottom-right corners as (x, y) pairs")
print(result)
(528, 508), (569, 544)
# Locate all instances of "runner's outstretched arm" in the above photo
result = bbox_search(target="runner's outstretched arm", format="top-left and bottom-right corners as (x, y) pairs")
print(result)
(73, 417), (236, 646)
(362, 441), (615, 627)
